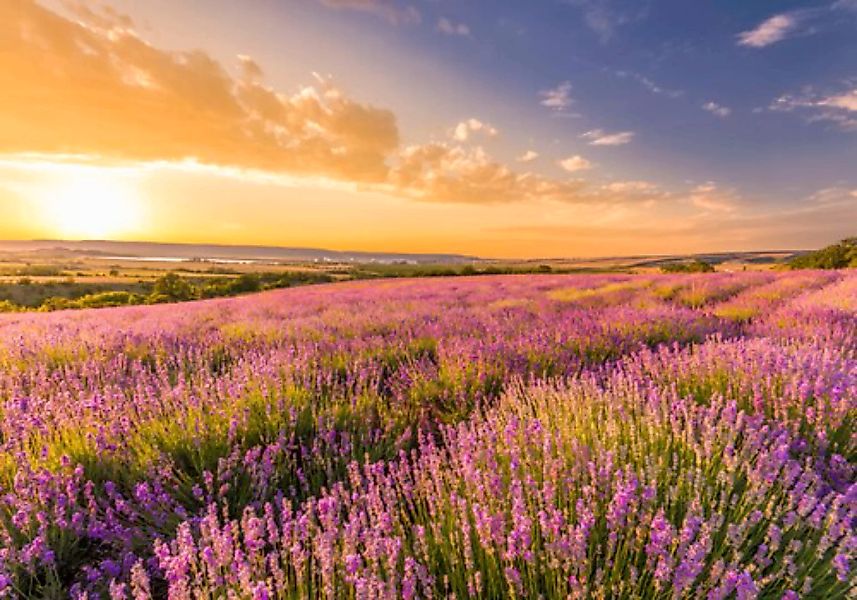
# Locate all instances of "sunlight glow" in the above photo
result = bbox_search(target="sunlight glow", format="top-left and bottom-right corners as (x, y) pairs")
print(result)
(37, 174), (143, 239)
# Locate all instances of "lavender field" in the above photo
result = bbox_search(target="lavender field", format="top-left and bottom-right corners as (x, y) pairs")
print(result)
(0, 271), (854, 598)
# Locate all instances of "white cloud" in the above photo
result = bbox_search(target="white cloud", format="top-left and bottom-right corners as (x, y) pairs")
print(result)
(702, 101), (732, 118)
(558, 155), (593, 172)
(689, 182), (738, 213)
(809, 186), (857, 205)
(603, 180), (657, 193)
(437, 17), (470, 36)
(580, 129), (634, 146)
(452, 118), (498, 142)
(540, 81), (573, 111)
(614, 70), (683, 99)
(737, 13), (797, 47)
(770, 86), (857, 131)
(517, 150), (539, 162)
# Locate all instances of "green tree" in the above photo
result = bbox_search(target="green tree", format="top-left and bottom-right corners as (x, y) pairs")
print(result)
(150, 273), (196, 302)
(789, 238), (857, 270)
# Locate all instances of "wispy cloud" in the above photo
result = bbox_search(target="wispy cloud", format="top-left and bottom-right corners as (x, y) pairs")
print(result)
(540, 81), (574, 111)
(614, 70), (683, 98)
(832, 0), (857, 11)
(318, 0), (420, 25)
(451, 118), (498, 142)
(702, 101), (732, 118)
(737, 13), (799, 47)
(580, 129), (634, 146)
(517, 150), (539, 163)
(770, 84), (857, 131)
(437, 17), (470, 36)
(688, 182), (739, 213)
(602, 180), (658, 194)
(563, 0), (646, 43)
(558, 155), (593, 172)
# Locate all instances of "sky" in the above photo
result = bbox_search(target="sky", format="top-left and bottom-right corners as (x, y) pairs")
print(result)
(0, 0), (855, 258)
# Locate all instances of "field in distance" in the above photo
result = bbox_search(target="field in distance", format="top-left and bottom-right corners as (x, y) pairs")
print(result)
(0, 240), (804, 312)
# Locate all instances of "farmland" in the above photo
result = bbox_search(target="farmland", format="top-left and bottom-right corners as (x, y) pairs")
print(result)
(0, 270), (853, 598)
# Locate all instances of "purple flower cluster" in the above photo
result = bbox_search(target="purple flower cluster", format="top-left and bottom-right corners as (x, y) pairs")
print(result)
(0, 271), (853, 597)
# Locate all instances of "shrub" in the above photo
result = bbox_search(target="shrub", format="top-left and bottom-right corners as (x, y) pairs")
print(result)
(661, 260), (715, 273)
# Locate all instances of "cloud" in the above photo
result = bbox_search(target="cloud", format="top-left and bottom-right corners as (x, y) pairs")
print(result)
(702, 101), (732, 118)
(602, 180), (658, 193)
(437, 17), (470, 36)
(808, 186), (857, 205)
(540, 81), (574, 111)
(820, 89), (857, 112)
(688, 182), (739, 213)
(0, 0), (400, 183)
(770, 85), (857, 131)
(318, 0), (420, 25)
(0, 1), (639, 208)
(563, 0), (646, 43)
(451, 119), (498, 142)
(832, 0), (857, 11)
(613, 70), (683, 99)
(388, 143), (590, 204)
(580, 129), (634, 146)
(737, 13), (798, 47)
(558, 155), (593, 172)
(517, 150), (539, 163)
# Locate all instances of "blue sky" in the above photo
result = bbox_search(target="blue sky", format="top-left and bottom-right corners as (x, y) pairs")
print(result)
(315, 0), (857, 194)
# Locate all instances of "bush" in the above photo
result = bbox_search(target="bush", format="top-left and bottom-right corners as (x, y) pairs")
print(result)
(661, 260), (715, 273)
(151, 272), (196, 302)
(0, 300), (19, 313)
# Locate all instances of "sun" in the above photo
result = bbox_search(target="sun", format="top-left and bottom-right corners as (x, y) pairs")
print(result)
(39, 174), (143, 239)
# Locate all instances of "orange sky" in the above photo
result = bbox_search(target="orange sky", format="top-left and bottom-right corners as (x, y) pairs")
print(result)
(0, 0), (854, 258)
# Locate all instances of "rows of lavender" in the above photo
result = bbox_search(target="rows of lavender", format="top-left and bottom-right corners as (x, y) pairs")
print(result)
(0, 271), (853, 598)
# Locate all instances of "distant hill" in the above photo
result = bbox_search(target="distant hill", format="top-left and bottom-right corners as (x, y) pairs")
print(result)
(0, 240), (476, 265)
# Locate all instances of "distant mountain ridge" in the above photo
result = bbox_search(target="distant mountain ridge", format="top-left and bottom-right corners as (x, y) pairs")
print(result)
(0, 240), (476, 264)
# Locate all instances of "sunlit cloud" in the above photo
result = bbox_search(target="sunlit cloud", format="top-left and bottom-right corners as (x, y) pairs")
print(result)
(602, 180), (658, 193)
(688, 182), (739, 213)
(388, 143), (589, 204)
(2, 1), (407, 185)
(558, 155), (593, 172)
(769, 84), (857, 131)
(540, 81), (574, 111)
(451, 119), (498, 142)
(517, 150), (539, 163)
(737, 13), (798, 47)
(580, 129), (635, 146)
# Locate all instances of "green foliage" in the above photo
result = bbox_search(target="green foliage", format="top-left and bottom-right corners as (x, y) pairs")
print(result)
(0, 300), (19, 313)
(789, 237), (857, 269)
(660, 259), (715, 273)
(151, 272), (196, 302)
(16, 264), (66, 277)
